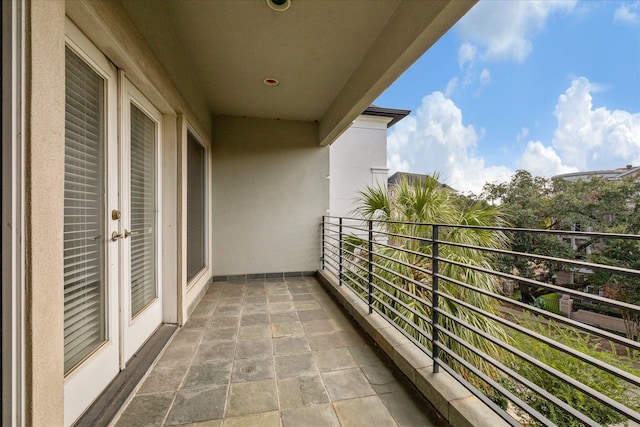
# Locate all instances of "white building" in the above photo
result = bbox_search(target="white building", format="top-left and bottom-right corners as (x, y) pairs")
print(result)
(329, 106), (409, 218)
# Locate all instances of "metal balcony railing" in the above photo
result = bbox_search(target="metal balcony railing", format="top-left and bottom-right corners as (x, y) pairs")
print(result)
(321, 216), (640, 427)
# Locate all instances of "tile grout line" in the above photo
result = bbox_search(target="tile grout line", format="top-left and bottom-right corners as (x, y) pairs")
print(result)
(161, 292), (217, 427)
(221, 281), (248, 422)
(269, 280), (285, 427)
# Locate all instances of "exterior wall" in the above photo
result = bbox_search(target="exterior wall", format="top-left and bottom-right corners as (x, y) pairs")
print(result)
(24, 1), (66, 423)
(212, 116), (329, 276)
(329, 115), (390, 217)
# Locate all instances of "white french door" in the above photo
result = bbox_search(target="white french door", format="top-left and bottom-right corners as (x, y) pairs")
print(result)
(63, 26), (120, 426)
(119, 77), (163, 365)
(63, 20), (163, 426)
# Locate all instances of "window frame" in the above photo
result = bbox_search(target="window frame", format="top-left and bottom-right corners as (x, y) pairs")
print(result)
(185, 126), (209, 287)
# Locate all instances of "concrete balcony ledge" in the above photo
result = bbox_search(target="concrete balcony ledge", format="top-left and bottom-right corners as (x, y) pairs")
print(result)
(317, 269), (510, 427)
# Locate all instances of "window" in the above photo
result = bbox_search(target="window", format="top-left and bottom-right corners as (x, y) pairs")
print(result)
(63, 46), (107, 372)
(186, 131), (206, 281)
(129, 103), (157, 315)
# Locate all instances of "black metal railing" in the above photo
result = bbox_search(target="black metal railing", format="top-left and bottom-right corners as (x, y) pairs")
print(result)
(321, 216), (640, 427)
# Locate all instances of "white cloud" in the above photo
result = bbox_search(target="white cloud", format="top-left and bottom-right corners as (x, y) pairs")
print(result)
(516, 127), (530, 143)
(457, 1), (577, 63)
(552, 77), (640, 170)
(445, 77), (459, 97)
(613, 2), (639, 25)
(458, 42), (478, 68)
(388, 79), (640, 194)
(387, 92), (512, 194)
(518, 141), (578, 177)
(479, 68), (491, 86)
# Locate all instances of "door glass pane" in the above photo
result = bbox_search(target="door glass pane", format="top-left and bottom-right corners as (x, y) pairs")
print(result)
(64, 47), (106, 373)
(130, 104), (157, 317)
(187, 132), (206, 281)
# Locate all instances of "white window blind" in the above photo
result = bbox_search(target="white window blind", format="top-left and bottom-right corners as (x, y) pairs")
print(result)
(187, 132), (206, 281)
(129, 104), (157, 316)
(64, 47), (106, 373)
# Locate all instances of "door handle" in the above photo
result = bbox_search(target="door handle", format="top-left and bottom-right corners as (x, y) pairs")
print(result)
(111, 231), (123, 242)
(124, 229), (138, 238)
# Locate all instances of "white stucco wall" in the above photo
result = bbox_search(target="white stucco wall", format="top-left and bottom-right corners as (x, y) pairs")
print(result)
(212, 116), (329, 276)
(329, 115), (390, 217)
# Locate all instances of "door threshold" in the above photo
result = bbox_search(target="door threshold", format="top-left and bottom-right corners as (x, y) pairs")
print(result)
(73, 324), (178, 427)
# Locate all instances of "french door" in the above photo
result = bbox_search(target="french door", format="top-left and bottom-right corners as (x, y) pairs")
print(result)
(63, 21), (162, 426)
(119, 77), (163, 365)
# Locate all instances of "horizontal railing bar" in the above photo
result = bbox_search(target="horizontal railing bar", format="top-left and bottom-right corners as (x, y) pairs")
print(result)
(331, 253), (434, 327)
(369, 292), (433, 344)
(367, 300), (434, 358)
(328, 220), (640, 279)
(321, 269), (433, 357)
(369, 268), (433, 308)
(369, 235), (639, 314)
(434, 237), (640, 277)
(435, 309), (640, 423)
(434, 341), (555, 426)
(368, 253), (433, 291)
(370, 259), (433, 299)
(342, 271), (369, 295)
(434, 268), (640, 352)
(324, 216), (640, 240)
(434, 291), (640, 389)
(435, 325), (598, 426)
(368, 279), (434, 327)
(433, 254), (640, 314)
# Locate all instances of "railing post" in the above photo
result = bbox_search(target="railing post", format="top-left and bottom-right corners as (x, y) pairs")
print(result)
(338, 217), (343, 286)
(368, 220), (373, 314)
(432, 224), (440, 373)
(321, 216), (325, 270)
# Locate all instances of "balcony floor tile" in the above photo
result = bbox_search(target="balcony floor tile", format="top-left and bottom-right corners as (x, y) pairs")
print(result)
(114, 277), (444, 426)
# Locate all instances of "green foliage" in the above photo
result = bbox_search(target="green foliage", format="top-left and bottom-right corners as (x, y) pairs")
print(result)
(589, 226), (640, 340)
(551, 176), (640, 234)
(344, 171), (640, 424)
(352, 174), (512, 390)
(481, 170), (575, 280)
(507, 314), (640, 426)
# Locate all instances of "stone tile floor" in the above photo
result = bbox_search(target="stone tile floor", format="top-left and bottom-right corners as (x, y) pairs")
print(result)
(113, 277), (445, 426)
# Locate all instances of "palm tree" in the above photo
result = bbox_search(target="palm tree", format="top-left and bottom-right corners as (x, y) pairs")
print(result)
(349, 174), (512, 390)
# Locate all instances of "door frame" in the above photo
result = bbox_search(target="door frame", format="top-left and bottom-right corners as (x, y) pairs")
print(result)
(2, 1), (24, 424)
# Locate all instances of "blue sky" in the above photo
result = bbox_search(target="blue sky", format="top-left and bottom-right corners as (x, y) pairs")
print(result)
(375, 0), (640, 194)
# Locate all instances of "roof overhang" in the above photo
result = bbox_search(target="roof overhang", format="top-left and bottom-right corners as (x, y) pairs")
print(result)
(363, 106), (411, 128)
(116, 0), (475, 145)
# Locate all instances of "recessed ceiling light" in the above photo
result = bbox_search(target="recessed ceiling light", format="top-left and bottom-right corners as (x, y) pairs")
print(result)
(264, 78), (279, 86)
(266, 0), (290, 12)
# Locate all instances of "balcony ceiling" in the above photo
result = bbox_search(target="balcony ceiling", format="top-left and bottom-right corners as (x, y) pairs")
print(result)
(119, 0), (475, 144)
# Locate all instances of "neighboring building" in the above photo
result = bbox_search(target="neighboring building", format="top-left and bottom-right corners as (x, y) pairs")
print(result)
(1, 1), (474, 425)
(329, 106), (409, 218)
(553, 164), (640, 182)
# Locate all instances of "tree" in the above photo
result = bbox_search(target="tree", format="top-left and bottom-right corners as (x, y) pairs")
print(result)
(589, 226), (640, 340)
(352, 174), (512, 391)
(549, 175), (640, 340)
(551, 175), (640, 235)
(481, 170), (574, 298)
